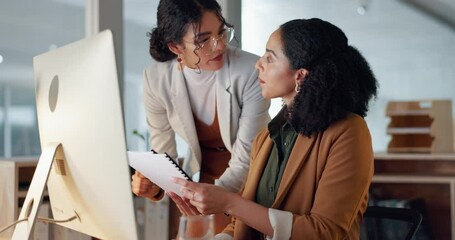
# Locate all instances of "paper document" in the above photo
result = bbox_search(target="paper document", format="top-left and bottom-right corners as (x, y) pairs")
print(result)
(128, 151), (191, 197)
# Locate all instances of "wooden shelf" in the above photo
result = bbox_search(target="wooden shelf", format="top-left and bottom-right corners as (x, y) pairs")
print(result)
(386, 101), (433, 116)
(387, 127), (431, 134)
(0, 157), (40, 239)
(387, 109), (431, 116)
(386, 100), (453, 153)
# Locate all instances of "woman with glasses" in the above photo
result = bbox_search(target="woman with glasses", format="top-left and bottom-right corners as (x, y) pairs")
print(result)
(171, 18), (378, 239)
(130, 0), (270, 237)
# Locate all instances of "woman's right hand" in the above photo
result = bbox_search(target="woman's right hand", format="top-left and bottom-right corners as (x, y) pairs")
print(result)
(131, 171), (162, 200)
(167, 192), (201, 216)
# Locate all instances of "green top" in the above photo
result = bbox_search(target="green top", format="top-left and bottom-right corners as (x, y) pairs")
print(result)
(255, 110), (298, 208)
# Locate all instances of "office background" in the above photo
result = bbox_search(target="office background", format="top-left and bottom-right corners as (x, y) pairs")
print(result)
(1, 0), (454, 158)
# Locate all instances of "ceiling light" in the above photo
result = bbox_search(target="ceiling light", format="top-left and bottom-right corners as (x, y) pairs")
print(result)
(0, 55), (4, 64)
(357, 0), (371, 15)
(357, 6), (366, 15)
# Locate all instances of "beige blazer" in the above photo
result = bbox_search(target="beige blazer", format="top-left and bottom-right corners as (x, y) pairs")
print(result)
(225, 113), (374, 239)
(143, 48), (270, 192)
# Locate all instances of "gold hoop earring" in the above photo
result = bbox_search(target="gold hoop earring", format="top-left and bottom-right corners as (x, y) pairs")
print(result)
(295, 83), (300, 93)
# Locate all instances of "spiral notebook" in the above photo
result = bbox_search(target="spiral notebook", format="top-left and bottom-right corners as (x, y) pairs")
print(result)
(127, 150), (192, 197)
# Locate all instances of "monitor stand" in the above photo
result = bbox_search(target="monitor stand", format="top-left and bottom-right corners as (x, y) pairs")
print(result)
(11, 143), (78, 239)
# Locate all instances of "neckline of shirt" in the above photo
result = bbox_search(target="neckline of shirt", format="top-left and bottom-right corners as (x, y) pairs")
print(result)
(182, 66), (217, 85)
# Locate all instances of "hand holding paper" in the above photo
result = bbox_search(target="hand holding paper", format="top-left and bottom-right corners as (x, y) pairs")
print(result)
(128, 151), (191, 197)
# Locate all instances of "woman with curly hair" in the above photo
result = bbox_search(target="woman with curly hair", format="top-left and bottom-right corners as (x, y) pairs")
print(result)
(130, 0), (270, 237)
(171, 18), (378, 239)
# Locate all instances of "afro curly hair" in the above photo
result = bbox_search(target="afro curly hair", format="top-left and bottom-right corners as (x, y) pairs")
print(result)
(280, 18), (378, 137)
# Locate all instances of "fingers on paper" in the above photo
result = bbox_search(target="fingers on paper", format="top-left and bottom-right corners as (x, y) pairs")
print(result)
(168, 192), (200, 216)
(172, 177), (191, 187)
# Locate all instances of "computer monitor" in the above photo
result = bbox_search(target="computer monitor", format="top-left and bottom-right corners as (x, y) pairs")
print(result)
(12, 30), (138, 239)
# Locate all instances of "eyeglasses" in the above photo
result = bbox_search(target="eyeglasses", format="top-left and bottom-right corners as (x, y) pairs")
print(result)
(192, 27), (235, 55)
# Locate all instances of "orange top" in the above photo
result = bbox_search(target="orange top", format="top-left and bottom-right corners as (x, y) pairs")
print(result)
(193, 111), (231, 184)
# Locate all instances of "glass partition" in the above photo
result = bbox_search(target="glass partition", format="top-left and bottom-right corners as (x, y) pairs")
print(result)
(0, 0), (85, 157)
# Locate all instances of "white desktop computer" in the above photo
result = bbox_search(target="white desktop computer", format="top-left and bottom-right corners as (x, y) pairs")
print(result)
(11, 29), (139, 240)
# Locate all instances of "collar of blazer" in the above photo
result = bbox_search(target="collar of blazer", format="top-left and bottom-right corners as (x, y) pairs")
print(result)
(243, 133), (317, 208)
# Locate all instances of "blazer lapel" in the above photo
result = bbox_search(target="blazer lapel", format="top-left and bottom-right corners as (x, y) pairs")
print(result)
(170, 64), (201, 172)
(215, 54), (232, 149)
(272, 134), (317, 208)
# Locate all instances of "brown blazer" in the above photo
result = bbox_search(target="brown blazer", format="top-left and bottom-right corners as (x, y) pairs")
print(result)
(224, 113), (374, 239)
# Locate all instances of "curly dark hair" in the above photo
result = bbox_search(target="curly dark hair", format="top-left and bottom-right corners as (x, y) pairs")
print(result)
(281, 18), (378, 137)
(148, 0), (231, 62)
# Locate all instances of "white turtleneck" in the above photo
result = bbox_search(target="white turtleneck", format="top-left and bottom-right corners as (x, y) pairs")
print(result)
(183, 67), (217, 125)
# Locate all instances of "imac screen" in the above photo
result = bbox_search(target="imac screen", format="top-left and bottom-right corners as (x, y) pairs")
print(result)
(33, 29), (138, 240)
